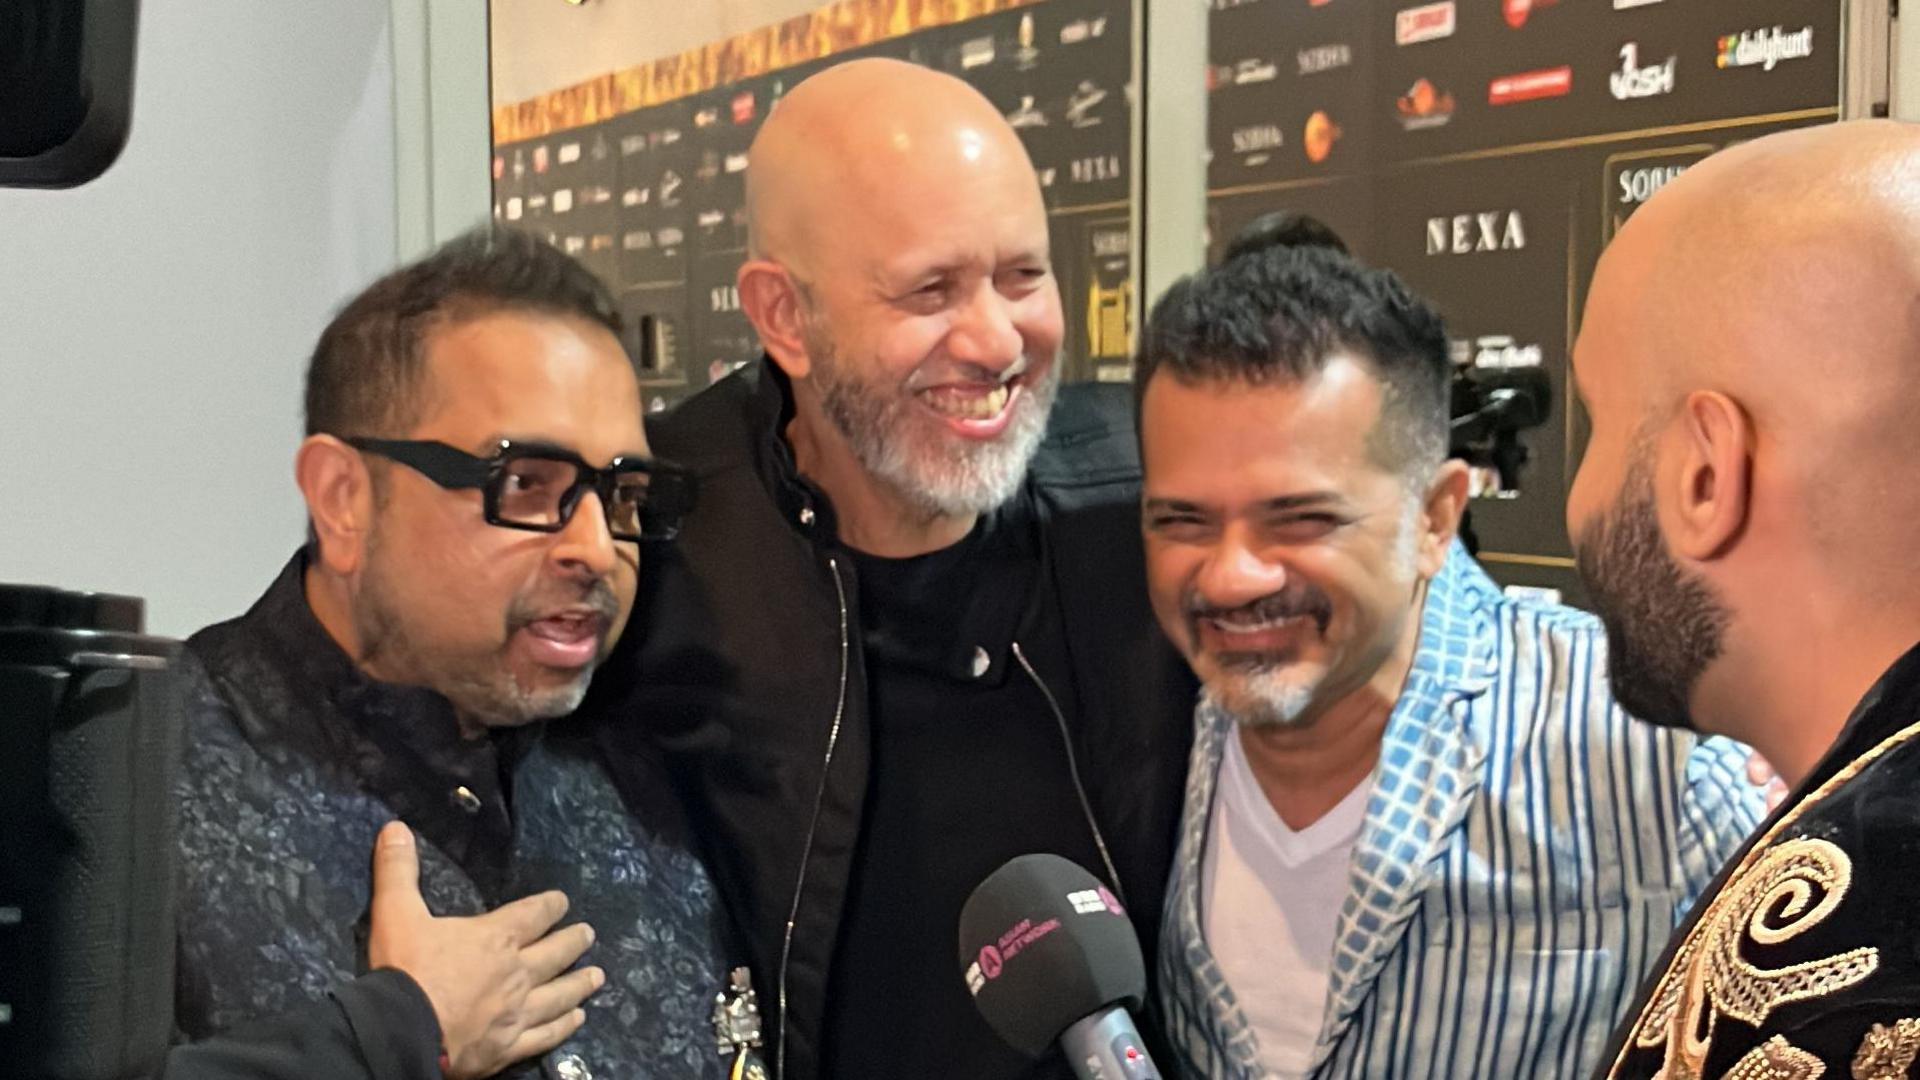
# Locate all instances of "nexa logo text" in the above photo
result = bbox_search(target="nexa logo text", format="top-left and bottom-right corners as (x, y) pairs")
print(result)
(1717, 26), (1814, 71)
(1426, 211), (1527, 255)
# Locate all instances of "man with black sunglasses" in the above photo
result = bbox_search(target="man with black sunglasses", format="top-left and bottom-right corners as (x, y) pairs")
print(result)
(159, 228), (740, 1080)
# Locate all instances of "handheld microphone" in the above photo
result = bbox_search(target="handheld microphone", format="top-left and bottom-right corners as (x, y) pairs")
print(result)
(958, 854), (1163, 1080)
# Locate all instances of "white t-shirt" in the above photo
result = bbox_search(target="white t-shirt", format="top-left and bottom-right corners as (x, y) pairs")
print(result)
(1200, 730), (1373, 1079)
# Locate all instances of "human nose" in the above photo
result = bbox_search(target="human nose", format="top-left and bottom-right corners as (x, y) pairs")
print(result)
(550, 487), (618, 579)
(1193, 524), (1287, 611)
(944, 282), (1024, 373)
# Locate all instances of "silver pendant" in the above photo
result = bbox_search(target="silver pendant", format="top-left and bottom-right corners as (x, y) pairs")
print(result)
(712, 965), (767, 1078)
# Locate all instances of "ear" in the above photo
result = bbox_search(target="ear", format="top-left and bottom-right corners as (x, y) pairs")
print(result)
(1662, 390), (1752, 562)
(738, 258), (813, 380)
(1415, 459), (1471, 579)
(295, 435), (375, 576)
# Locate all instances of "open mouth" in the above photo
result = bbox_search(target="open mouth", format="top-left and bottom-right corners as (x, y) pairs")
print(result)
(519, 608), (609, 670)
(915, 378), (1022, 438)
(1194, 606), (1326, 656)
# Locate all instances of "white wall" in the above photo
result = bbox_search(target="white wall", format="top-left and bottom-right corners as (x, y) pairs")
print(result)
(1898, 0), (1919, 120)
(0, 0), (401, 637)
(489, 0), (826, 107)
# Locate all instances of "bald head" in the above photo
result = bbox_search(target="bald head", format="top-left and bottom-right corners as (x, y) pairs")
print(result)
(744, 59), (1043, 275)
(1585, 122), (1920, 545)
(729, 57), (1066, 557)
(1567, 120), (1920, 755)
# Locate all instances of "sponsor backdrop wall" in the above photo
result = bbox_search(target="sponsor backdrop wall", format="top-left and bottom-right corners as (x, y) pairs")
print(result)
(1204, 0), (1844, 601)
(489, 0), (1138, 413)
(491, 0), (1851, 602)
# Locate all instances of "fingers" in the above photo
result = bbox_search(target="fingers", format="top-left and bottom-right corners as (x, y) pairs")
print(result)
(519, 965), (606, 1029)
(368, 821), (427, 920)
(483, 889), (571, 946)
(1766, 778), (1789, 812)
(503, 1007), (589, 1066)
(521, 922), (596, 984)
(1746, 753), (1776, 786)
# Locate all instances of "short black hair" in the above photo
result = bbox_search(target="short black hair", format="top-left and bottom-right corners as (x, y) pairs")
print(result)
(1220, 210), (1350, 263)
(303, 226), (622, 438)
(1135, 244), (1449, 475)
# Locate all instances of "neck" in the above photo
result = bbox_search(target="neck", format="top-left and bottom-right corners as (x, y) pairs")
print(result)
(1236, 587), (1429, 831)
(304, 559), (367, 667)
(1697, 618), (1920, 787)
(784, 400), (976, 558)
(305, 559), (486, 737)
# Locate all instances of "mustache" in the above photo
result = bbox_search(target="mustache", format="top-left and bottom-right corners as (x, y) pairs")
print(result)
(1184, 584), (1333, 636)
(903, 352), (1047, 392)
(505, 577), (621, 634)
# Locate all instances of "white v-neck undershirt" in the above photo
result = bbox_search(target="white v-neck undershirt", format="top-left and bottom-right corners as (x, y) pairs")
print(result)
(1200, 730), (1373, 1078)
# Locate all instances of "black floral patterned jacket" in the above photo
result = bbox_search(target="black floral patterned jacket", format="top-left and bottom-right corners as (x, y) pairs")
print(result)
(169, 552), (737, 1080)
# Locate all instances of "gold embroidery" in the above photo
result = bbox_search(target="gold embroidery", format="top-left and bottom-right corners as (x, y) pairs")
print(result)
(1852, 1018), (1920, 1079)
(1608, 716), (1920, 1079)
(1723, 1037), (1826, 1080)
(1630, 839), (1879, 1078)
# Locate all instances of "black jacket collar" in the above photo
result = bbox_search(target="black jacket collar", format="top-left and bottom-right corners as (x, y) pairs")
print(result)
(191, 551), (531, 891)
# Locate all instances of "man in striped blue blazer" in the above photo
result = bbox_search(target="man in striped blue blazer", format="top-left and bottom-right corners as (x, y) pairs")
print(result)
(1133, 243), (1766, 1079)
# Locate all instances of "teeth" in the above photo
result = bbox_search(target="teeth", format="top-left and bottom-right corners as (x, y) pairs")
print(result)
(924, 384), (1011, 420)
(1210, 614), (1303, 632)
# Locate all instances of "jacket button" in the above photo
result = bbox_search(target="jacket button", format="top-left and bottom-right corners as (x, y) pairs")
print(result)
(799, 506), (816, 526)
(554, 1053), (592, 1080)
(971, 647), (991, 678)
(450, 786), (483, 814)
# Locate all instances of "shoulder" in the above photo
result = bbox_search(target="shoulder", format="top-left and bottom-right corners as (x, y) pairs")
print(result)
(1472, 573), (1757, 798)
(1028, 380), (1142, 493)
(645, 362), (766, 471)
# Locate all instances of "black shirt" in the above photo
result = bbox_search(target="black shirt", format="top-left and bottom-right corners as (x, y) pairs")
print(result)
(821, 498), (1108, 1079)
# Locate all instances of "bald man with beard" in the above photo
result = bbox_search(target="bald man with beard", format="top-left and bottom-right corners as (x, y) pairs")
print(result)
(584, 60), (1194, 1079)
(1567, 120), (1920, 1078)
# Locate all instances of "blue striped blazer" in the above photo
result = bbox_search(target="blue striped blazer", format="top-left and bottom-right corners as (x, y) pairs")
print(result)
(1156, 545), (1764, 1079)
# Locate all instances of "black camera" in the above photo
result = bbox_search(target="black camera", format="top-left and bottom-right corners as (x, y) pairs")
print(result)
(1449, 335), (1553, 498)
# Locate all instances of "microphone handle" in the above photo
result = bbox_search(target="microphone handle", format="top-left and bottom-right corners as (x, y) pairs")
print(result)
(1058, 1006), (1163, 1080)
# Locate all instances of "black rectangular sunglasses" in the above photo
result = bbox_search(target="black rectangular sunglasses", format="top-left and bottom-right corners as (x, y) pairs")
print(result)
(345, 437), (696, 543)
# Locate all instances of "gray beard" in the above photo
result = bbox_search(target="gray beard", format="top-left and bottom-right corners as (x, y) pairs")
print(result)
(1202, 670), (1319, 730)
(807, 332), (1059, 520)
(354, 536), (594, 729)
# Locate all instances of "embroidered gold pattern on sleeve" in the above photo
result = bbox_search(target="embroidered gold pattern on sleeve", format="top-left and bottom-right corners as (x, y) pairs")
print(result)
(1850, 1018), (1920, 1079)
(1722, 1036), (1826, 1080)
(1629, 839), (1879, 1079)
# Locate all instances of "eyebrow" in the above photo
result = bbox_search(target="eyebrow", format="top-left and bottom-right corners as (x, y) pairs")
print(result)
(1143, 491), (1347, 514)
(877, 259), (967, 290)
(879, 247), (1052, 290)
(482, 435), (650, 464)
(477, 433), (568, 456)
